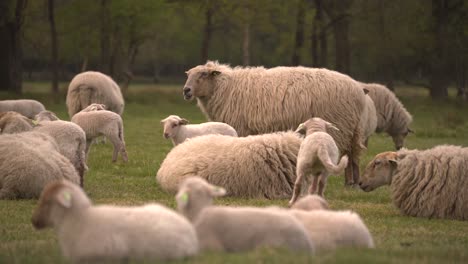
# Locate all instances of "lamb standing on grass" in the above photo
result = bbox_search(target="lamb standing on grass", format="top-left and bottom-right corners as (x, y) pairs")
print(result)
(0, 133), (79, 199)
(359, 145), (468, 220)
(289, 118), (348, 206)
(161, 115), (237, 146)
(157, 131), (302, 199)
(66, 71), (125, 117)
(32, 180), (198, 262)
(0, 99), (45, 119)
(71, 104), (128, 163)
(176, 177), (314, 253)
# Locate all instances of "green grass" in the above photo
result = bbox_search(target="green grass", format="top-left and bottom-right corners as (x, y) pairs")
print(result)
(1, 83), (468, 263)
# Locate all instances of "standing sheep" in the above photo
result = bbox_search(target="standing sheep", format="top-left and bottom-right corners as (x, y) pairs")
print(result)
(66, 71), (124, 117)
(157, 131), (302, 199)
(0, 99), (45, 119)
(359, 145), (468, 220)
(0, 111), (33, 134)
(32, 180), (199, 262)
(176, 177), (314, 253)
(360, 94), (378, 146)
(289, 118), (348, 206)
(161, 115), (238, 146)
(183, 61), (366, 186)
(0, 133), (80, 199)
(361, 83), (413, 149)
(71, 104), (128, 163)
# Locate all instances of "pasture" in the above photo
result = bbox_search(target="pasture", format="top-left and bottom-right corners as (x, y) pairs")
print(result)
(1, 83), (468, 263)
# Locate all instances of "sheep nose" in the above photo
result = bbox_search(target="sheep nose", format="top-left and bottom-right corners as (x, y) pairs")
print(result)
(358, 181), (363, 186)
(163, 133), (169, 139)
(183, 87), (191, 95)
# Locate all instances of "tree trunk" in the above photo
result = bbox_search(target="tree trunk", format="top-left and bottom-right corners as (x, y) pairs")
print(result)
(333, 15), (350, 74)
(100, 0), (111, 74)
(316, 0), (327, 67)
(48, 0), (59, 96)
(201, 4), (213, 63)
(378, 0), (394, 91)
(455, 58), (466, 100)
(242, 6), (250, 66)
(292, 0), (306, 66)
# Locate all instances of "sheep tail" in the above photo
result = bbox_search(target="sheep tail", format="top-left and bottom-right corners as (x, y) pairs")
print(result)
(318, 147), (349, 175)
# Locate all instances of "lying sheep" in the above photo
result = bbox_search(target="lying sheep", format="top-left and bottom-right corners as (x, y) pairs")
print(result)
(362, 83), (413, 149)
(0, 99), (45, 119)
(289, 196), (374, 250)
(71, 104), (128, 162)
(359, 145), (468, 220)
(161, 115), (238, 146)
(157, 131), (302, 199)
(360, 94), (378, 146)
(35, 110), (59, 122)
(0, 133), (80, 199)
(290, 194), (329, 211)
(32, 180), (198, 261)
(176, 177), (314, 253)
(0, 111), (33, 134)
(66, 71), (124, 117)
(289, 118), (348, 206)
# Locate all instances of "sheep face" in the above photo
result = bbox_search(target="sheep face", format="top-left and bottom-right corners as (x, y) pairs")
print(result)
(35, 111), (59, 122)
(160, 115), (189, 139)
(359, 152), (398, 192)
(176, 177), (226, 214)
(32, 182), (73, 229)
(183, 67), (221, 101)
(390, 128), (413, 150)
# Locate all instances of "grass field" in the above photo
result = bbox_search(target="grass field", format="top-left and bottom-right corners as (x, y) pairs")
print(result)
(1, 82), (468, 263)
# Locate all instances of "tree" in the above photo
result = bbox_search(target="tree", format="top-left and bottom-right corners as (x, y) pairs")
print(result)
(311, 0), (328, 67)
(291, 0), (306, 66)
(47, 0), (59, 96)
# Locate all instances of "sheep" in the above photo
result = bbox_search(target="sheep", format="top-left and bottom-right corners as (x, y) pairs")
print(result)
(161, 115), (238, 146)
(0, 99), (45, 119)
(290, 194), (329, 211)
(32, 180), (198, 261)
(359, 145), (468, 220)
(0, 111), (33, 134)
(157, 131), (302, 199)
(360, 94), (378, 146)
(35, 110), (59, 122)
(289, 118), (348, 206)
(183, 61), (367, 186)
(176, 177), (314, 253)
(0, 133), (80, 199)
(66, 71), (125, 117)
(71, 104), (128, 163)
(289, 196), (374, 250)
(361, 83), (413, 149)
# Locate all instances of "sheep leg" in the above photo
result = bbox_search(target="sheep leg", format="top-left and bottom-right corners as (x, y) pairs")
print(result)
(352, 159), (360, 188)
(308, 176), (319, 195)
(317, 174), (328, 197)
(288, 171), (304, 207)
(85, 139), (93, 162)
(120, 144), (128, 163)
(108, 134), (122, 162)
(0, 188), (17, 200)
(344, 156), (354, 186)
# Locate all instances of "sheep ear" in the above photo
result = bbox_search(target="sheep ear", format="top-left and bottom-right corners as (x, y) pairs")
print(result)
(326, 122), (340, 131)
(295, 123), (305, 134)
(388, 159), (398, 167)
(176, 191), (190, 208)
(211, 70), (221, 76)
(363, 88), (369, 95)
(408, 128), (414, 134)
(210, 186), (226, 197)
(179, 118), (189, 125)
(56, 190), (72, 208)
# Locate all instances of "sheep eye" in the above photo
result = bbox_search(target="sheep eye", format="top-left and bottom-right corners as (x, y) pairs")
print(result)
(172, 124), (178, 128)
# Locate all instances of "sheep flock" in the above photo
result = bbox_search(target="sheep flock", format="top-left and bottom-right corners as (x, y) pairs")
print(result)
(1, 62), (465, 262)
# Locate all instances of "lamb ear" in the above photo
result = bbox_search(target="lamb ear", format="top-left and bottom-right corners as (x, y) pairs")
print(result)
(295, 123), (305, 134)
(176, 191), (190, 208)
(179, 118), (189, 125)
(56, 190), (72, 208)
(210, 186), (226, 197)
(326, 122), (340, 131)
(363, 88), (369, 94)
(211, 70), (221, 76)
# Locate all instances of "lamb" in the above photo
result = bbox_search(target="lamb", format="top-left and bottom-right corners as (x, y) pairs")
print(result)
(0, 111), (33, 134)
(66, 71), (125, 117)
(289, 118), (348, 206)
(183, 61), (367, 186)
(32, 180), (198, 261)
(176, 177), (314, 253)
(71, 104), (128, 162)
(361, 83), (413, 149)
(161, 115), (238, 146)
(35, 110), (59, 122)
(360, 94), (378, 146)
(359, 145), (468, 220)
(289, 196), (374, 250)
(0, 99), (45, 119)
(0, 133), (80, 199)
(157, 131), (302, 199)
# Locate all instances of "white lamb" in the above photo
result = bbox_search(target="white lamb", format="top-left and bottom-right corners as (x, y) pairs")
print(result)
(71, 104), (128, 162)
(161, 115), (238, 146)
(32, 180), (199, 262)
(176, 177), (315, 253)
(289, 118), (348, 206)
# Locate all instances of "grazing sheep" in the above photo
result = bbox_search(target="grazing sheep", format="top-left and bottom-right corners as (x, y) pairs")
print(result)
(0, 133), (80, 199)
(290, 194), (329, 211)
(360, 94), (378, 146)
(359, 145), (468, 220)
(66, 71), (124, 117)
(289, 196), (374, 250)
(71, 104), (128, 163)
(35, 110), (59, 122)
(289, 118), (348, 206)
(32, 180), (198, 261)
(183, 61), (366, 186)
(161, 115), (238, 146)
(362, 83), (413, 149)
(0, 111), (34, 134)
(176, 177), (314, 253)
(0, 99), (45, 119)
(157, 131), (302, 199)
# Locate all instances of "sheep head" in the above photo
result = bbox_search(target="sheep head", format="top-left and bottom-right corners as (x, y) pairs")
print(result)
(291, 195), (329, 211)
(35, 111), (59, 122)
(296, 117), (340, 136)
(390, 128), (414, 150)
(183, 61), (228, 101)
(160, 115), (189, 139)
(359, 151), (398, 192)
(81, 103), (107, 112)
